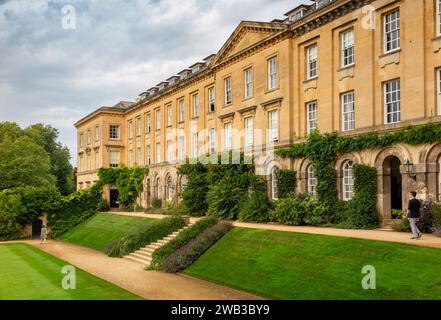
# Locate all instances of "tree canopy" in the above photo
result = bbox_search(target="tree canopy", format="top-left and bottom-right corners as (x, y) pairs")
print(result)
(0, 122), (75, 195)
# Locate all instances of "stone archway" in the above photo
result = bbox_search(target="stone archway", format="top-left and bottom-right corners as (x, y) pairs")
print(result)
(375, 147), (410, 220)
(424, 143), (441, 201)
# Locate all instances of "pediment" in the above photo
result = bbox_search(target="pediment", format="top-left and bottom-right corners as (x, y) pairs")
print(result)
(211, 21), (286, 66)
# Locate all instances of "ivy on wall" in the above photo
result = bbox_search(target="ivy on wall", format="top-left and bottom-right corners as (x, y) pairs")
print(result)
(276, 122), (441, 203)
(276, 169), (297, 199)
(98, 164), (148, 207)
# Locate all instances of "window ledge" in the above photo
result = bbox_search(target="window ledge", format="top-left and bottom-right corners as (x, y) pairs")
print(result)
(265, 87), (280, 95)
(379, 49), (401, 68)
(432, 36), (441, 53)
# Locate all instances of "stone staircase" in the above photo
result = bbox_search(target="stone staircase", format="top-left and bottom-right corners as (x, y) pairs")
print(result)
(123, 222), (194, 267)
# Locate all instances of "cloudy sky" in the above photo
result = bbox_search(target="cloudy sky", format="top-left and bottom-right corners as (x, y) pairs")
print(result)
(0, 0), (302, 165)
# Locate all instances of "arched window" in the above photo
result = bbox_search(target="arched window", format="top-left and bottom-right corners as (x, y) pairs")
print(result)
(342, 160), (354, 201)
(307, 164), (317, 197)
(155, 176), (162, 199)
(166, 175), (174, 201)
(271, 166), (279, 200)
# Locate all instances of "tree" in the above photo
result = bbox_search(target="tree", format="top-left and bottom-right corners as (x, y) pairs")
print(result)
(24, 124), (75, 195)
(0, 136), (55, 190)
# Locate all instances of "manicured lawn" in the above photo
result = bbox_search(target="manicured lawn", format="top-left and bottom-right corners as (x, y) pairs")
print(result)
(0, 244), (141, 300)
(185, 228), (441, 300)
(59, 213), (156, 251)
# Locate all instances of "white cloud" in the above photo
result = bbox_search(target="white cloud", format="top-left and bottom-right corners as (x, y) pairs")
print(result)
(0, 0), (303, 164)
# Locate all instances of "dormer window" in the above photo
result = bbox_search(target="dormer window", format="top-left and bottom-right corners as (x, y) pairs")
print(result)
(315, 0), (331, 10)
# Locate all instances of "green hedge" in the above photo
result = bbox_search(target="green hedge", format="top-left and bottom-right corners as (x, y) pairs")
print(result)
(150, 216), (218, 270)
(271, 195), (328, 226)
(162, 222), (232, 273)
(105, 216), (186, 257)
(276, 169), (296, 199)
(238, 175), (272, 223)
(340, 164), (380, 229)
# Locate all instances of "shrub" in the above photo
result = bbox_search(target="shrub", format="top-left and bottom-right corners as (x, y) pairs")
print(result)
(97, 199), (110, 212)
(343, 191), (380, 229)
(276, 170), (296, 199)
(418, 200), (434, 233)
(302, 197), (329, 226)
(150, 216), (218, 270)
(162, 222), (232, 273)
(206, 183), (244, 220)
(392, 219), (411, 232)
(238, 175), (272, 223)
(271, 197), (305, 226)
(342, 165), (380, 229)
(105, 216), (186, 257)
(151, 198), (162, 209)
(432, 203), (441, 226)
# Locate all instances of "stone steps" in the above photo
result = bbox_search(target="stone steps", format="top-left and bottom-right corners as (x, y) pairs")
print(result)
(123, 222), (194, 267)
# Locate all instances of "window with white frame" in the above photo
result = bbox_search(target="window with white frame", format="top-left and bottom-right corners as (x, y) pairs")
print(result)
(146, 145), (151, 165)
(192, 94), (199, 118)
(129, 150), (134, 166)
(136, 117), (142, 136)
(307, 165), (317, 197)
(155, 109), (161, 130)
(384, 9), (400, 53)
(244, 68), (253, 98)
(208, 128), (216, 154)
(146, 113), (151, 133)
(109, 125), (120, 139)
(224, 122), (232, 151)
(384, 79), (401, 124)
(166, 140), (173, 162)
(129, 121), (134, 139)
(271, 166), (279, 200)
(137, 147), (142, 165)
(192, 132), (199, 158)
(342, 160), (354, 201)
(268, 57), (278, 90)
(306, 44), (318, 79)
(268, 110), (279, 143)
(341, 29), (354, 67)
(244, 117), (254, 149)
(306, 101), (318, 133)
(167, 105), (172, 127)
(341, 91), (355, 131)
(95, 126), (99, 141)
(225, 77), (232, 105)
(178, 136), (185, 161)
(178, 99), (185, 122)
(156, 143), (161, 163)
(208, 87), (215, 112)
(437, 0), (441, 36)
(437, 68), (441, 115)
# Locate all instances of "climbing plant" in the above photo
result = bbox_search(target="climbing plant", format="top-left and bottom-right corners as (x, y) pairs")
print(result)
(276, 122), (441, 204)
(276, 169), (297, 199)
(98, 164), (148, 207)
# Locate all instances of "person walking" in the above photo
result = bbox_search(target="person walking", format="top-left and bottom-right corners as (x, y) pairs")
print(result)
(40, 225), (48, 244)
(407, 191), (422, 240)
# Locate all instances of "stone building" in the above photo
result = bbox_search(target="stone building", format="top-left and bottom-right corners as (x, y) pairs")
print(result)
(75, 0), (441, 220)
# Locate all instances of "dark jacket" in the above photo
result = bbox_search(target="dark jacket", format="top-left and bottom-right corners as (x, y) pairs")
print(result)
(408, 198), (421, 219)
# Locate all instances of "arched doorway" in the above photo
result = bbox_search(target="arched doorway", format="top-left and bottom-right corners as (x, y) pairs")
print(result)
(32, 219), (43, 238)
(390, 157), (403, 212)
(383, 156), (403, 218)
